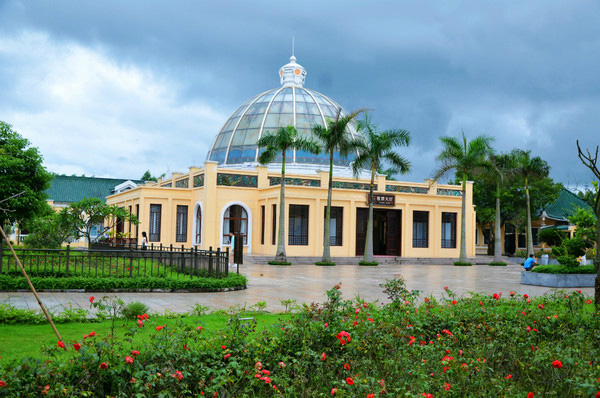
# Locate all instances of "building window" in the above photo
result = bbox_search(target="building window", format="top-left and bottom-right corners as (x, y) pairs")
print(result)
(289, 204), (309, 245)
(149, 204), (162, 242)
(128, 205), (132, 235)
(475, 227), (480, 245)
(176, 205), (188, 242)
(324, 206), (343, 246)
(195, 206), (202, 244)
(441, 212), (457, 248)
(223, 205), (248, 245)
(135, 204), (139, 240)
(413, 211), (429, 248)
(272, 204), (277, 245)
(261, 205), (265, 245)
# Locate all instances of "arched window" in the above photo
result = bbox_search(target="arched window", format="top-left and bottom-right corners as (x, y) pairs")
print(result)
(223, 205), (248, 245)
(195, 206), (202, 244)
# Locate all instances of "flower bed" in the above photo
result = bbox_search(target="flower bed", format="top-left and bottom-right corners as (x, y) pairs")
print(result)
(0, 281), (598, 397)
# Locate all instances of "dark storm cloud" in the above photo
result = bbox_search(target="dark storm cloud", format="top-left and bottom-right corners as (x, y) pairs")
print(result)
(1, 0), (599, 184)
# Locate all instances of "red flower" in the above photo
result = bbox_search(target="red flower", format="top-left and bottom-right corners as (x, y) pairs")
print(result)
(523, 294), (529, 299)
(131, 350), (140, 356)
(89, 296), (95, 303)
(367, 394), (375, 398)
(172, 370), (183, 381)
(331, 388), (337, 395)
(538, 304), (545, 310)
(263, 377), (271, 384)
(125, 356), (134, 364)
(527, 393), (534, 398)
(346, 377), (354, 385)
(344, 363), (350, 370)
(57, 341), (65, 348)
(88, 332), (96, 337)
(552, 360), (563, 369)
(100, 362), (108, 369)
(444, 382), (451, 390)
(422, 394), (433, 398)
(493, 293), (500, 300)
(0, 381), (6, 388)
(196, 326), (203, 331)
(587, 299), (592, 304)
(451, 300), (457, 305)
(156, 325), (164, 331)
(505, 374), (513, 379)
(73, 343), (81, 351)
(262, 369), (270, 375)
(221, 345), (227, 349)
(137, 320), (144, 328)
(224, 353), (231, 360)
(444, 286), (448, 291)
(321, 352), (326, 361)
(595, 391), (600, 398)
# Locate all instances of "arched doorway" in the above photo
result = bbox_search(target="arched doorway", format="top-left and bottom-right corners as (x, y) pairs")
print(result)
(222, 204), (249, 245)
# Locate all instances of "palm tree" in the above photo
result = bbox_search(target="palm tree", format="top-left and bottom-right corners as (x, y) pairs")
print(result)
(257, 125), (320, 262)
(433, 132), (494, 263)
(312, 109), (363, 263)
(351, 115), (411, 263)
(511, 149), (550, 256)
(485, 153), (514, 263)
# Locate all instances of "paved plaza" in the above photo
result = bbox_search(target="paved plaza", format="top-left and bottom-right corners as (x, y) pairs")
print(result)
(0, 261), (594, 315)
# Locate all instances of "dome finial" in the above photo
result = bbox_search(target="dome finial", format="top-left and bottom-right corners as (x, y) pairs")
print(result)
(280, 44), (306, 87)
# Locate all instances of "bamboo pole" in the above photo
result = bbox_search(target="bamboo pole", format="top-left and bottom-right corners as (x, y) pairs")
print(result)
(0, 225), (65, 347)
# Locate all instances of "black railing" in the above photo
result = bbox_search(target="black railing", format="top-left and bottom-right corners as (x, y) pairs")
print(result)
(0, 243), (230, 279)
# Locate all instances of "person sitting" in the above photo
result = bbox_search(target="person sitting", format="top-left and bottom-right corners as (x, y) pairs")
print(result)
(523, 254), (536, 271)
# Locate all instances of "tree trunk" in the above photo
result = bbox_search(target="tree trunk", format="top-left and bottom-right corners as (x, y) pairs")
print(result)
(459, 177), (467, 263)
(275, 156), (287, 262)
(526, 178), (534, 256)
(363, 166), (376, 263)
(494, 182), (502, 262)
(321, 153), (333, 263)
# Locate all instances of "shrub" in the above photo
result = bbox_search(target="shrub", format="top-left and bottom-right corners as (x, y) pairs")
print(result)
(0, 274), (248, 292)
(532, 264), (596, 274)
(488, 262), (507, 266)
(557, 255), (579, 268)
(268, 260), (291, 265)
(537, 227), (566, 247)
(358, 261), (379, 266)
(563, 237), (588, 258)
(453, 261), (472, 266)
(121, 301), (150, 319)
(514, 249), (528, 258)
(315, 261), (336, 266)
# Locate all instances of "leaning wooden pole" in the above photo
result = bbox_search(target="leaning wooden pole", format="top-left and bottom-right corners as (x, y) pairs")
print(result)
(0, 226), (65, 346)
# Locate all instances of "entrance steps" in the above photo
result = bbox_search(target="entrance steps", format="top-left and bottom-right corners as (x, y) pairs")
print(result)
(248, 255), (518, 265)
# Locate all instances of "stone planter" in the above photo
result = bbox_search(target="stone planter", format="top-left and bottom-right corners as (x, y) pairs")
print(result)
(521, 272), (595, 288)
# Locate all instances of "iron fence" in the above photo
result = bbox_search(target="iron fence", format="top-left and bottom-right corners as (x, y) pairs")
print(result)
(0, 242), (230, 279)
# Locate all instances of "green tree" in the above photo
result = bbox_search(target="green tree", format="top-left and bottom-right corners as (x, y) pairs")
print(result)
(512, 149), (551, 256)
(257, 125), (320, 262)
(313, 109), (363, 263)
(23, 213), (73, 248)
(576, 140), (600, 306)
(482, 154), (511, 260)
(0, 121), (53, 224)
(433, 132), (494, 263)
(58, 198), (139, 244)
(141, 170), (158, 182)
(351, 115), (411, 263)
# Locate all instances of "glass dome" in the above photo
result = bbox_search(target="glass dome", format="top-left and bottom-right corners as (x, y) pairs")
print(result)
(206, 56), (363, 169)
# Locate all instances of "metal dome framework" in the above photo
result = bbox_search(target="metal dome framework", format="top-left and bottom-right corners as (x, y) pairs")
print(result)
(207, 56), (363, 169)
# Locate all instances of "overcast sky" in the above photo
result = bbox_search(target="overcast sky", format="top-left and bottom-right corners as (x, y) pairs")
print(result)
(1, 1), (599, 189)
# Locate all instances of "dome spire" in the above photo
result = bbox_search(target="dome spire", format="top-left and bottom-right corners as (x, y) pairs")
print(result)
(279, 46), (306, 87)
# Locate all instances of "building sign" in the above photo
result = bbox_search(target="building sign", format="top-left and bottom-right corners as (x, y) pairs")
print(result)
(367, 193), (395, 206)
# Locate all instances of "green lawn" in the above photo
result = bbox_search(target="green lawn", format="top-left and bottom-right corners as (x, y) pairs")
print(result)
(0, 312), (289, 364)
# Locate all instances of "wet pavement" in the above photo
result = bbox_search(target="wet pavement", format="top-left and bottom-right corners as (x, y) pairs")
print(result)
(0, 262), (593, 315)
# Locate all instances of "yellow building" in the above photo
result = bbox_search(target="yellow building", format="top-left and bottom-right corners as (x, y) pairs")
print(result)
(107, 56), (476, 259)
